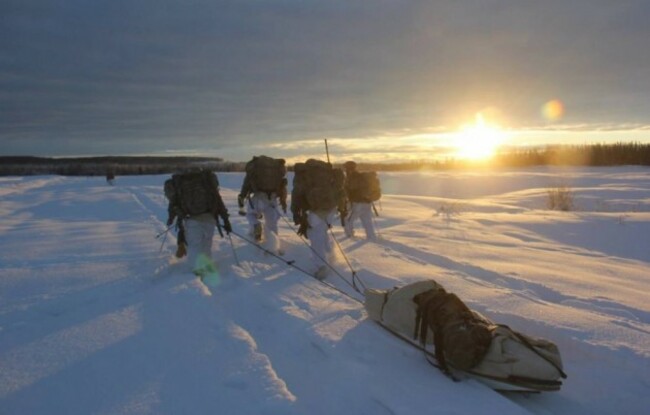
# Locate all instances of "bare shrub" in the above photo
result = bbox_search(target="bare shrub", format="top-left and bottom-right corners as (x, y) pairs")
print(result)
(547, 186), (574, 211)
(435, 201), (464, 219)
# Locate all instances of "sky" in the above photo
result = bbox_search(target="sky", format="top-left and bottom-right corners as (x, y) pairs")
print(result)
(2, 0), (650, 162)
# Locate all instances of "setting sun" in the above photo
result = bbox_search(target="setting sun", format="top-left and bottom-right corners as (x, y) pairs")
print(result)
(453, 113), (504, 160)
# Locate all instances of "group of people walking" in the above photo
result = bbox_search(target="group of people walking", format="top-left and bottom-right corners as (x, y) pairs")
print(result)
(164, 156), (381, 279)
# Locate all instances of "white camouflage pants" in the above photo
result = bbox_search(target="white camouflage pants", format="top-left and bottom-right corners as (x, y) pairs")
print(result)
(246, 193), (280, 237)
(307, 209), (336, 271)
(185, 213), (216, 272)
(344, 202), (377, 240)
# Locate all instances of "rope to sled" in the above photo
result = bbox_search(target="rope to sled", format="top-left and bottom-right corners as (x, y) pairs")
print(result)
(276, 211), (364, 294)
(328, 226), (369, 293)
(229, 229), (362, 301)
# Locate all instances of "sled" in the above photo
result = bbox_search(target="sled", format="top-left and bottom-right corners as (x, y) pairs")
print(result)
(365, 280), (567, 393)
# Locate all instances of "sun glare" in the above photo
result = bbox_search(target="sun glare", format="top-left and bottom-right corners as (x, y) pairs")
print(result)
(453, 113), (504, 160)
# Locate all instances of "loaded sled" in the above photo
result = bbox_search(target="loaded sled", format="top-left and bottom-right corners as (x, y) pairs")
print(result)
(365, 280), (567, 392)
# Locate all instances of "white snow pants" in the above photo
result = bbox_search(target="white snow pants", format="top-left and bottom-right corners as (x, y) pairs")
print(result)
(185, 213), (216, 271)
(307, 209), (336, 271)
(345, 202), (377, 240)
(246, 193), (280, 237)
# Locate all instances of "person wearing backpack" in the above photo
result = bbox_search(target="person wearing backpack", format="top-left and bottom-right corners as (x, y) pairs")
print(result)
(291, 159), (346, 279)
(106, 170), (115, 186)
(343, 161), (379, 240)
(164, 168), (232, 276)
(237, 156), (288, 254)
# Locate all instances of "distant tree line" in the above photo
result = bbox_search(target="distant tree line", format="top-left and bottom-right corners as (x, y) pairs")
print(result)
(493, 143), (650, 168)
(334, 143), (650, 172)
(0, 156), (239, 176)
(1, 143), (649, 176)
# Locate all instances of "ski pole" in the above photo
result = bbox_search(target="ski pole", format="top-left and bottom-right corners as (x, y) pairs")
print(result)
(156, 223), (174, 239)
(158, 227), (168, 253)
(324, 139), (331, 164)
(228, 234), (240, 266)
(371, 214), (382, 239)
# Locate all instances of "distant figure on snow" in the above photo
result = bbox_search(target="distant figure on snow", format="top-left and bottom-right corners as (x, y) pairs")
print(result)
(238, 155), (288, 254)
(291, 159), (346, 279)
(164, 168), (231, 276)
(106, 171), (115, 186)
(343, 161), (380, 240)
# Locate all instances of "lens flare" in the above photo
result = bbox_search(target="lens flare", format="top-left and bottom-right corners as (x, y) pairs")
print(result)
(195, 254), (221, 287)
(542, 100), (564, 121)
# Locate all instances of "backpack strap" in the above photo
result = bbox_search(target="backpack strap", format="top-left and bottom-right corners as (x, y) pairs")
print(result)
(414, 291), (454, 378)
(170, 175), (188, 218)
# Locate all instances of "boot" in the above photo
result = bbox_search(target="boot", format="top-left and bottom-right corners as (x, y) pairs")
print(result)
(175, 242), (187, 258)
(254, 223), (262, 242)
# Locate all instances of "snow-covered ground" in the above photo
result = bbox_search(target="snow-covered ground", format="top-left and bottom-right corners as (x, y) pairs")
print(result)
(1, 167), (649, 415)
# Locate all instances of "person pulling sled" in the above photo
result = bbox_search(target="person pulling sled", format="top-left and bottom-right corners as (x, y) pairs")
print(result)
(291, 159), (346, 279)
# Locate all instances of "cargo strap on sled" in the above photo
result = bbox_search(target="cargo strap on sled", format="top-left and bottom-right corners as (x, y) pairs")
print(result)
(413, 296), (456, 379)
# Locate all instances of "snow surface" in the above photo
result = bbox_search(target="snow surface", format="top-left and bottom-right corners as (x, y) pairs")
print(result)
(1, 167), (649, 415)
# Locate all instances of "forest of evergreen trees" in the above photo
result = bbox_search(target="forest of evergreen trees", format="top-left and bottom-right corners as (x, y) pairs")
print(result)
(1, 143), (649, 176)
(0, 156), (235, 176)
(493, 143), (650, 168)
(348, 143), (650, 172)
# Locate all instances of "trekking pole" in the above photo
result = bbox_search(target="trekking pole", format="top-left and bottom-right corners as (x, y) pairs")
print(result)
(215, 218), (224, 238)
(155, 223), (175, 239)
(371, 202), (379, 217)
(371, 214), (383, 239)
(324, 139), (331, 164)
(228, 234), (240, 266)
(158, 228), (168, 254)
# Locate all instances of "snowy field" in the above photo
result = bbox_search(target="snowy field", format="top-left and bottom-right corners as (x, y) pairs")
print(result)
(1, 167), (649, 415)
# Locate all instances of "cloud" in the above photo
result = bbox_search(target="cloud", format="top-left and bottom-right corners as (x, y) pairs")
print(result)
(1, 1), (650, 158)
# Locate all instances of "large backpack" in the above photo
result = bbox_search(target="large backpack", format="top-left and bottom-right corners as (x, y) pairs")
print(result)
(346, 171), (381, 203)
(245, 156), (287, 194)
(413, 288), (492, 371)
(165, 170), (220, 216)
(293, 159), (344, 211)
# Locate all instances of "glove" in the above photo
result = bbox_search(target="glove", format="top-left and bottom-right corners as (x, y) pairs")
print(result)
(293, 213), (301, 226)
(167, 217), (174, 226)
(281, 200), (287, 214)
(222, 217), (232, 234)
(238, 195), (247, 216)
(339, 209), (347, 227)
(297, 220), (308, 238)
